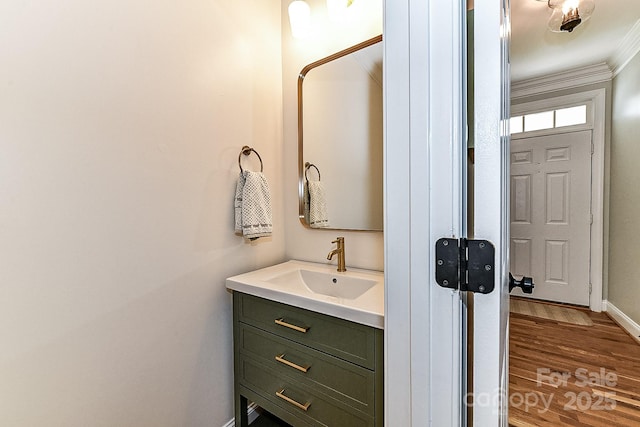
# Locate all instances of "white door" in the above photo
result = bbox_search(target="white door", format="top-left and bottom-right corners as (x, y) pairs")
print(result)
(384, 0), (508, 425)
(384, 0), (468, 426)
(472, 0), (511, 426)
(510, 131), (592, 306)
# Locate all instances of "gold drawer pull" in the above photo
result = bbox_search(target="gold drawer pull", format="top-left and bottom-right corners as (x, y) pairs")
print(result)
(275, 354), (310, 373)
(274, 318), (309, 333)
(276, 389), (311, 411)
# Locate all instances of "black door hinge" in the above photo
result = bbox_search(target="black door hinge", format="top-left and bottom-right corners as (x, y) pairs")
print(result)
(435, 238), (495, 294)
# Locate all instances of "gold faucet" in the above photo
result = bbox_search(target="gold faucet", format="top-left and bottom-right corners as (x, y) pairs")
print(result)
(327, 237), (346, 272)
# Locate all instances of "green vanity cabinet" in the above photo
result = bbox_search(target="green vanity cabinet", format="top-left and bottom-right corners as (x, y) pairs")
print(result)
(233, 292), (383, 427)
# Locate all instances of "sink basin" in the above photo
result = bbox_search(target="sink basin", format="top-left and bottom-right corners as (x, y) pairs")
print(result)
(226, 260), (384, 328)
(301, 270), (377, 299)
(267, 269), (377, 300)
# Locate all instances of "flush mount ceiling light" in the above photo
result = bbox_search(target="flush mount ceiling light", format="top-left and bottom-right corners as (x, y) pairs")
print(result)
(542, 0), (595, 33)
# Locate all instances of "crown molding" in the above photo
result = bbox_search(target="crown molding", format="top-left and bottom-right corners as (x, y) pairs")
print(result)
(609, 19), (640, 77)
(511, 62), (612, 100)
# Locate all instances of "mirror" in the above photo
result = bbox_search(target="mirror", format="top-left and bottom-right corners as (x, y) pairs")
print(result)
(298, 35), (383, 231)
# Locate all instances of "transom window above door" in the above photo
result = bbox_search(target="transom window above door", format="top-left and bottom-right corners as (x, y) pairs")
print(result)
(510, 104), (587, 134)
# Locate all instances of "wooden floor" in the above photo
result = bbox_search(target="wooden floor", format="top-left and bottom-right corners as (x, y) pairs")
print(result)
(509, 303), (640, 426)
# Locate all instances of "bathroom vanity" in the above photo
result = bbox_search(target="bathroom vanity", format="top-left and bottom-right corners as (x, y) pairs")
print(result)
(226, 261), (384, 427)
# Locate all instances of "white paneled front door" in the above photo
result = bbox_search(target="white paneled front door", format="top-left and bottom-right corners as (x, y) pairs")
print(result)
(510, 130), (592, 306)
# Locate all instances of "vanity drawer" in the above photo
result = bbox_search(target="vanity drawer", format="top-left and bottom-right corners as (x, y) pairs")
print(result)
(238, 323), (375, 414)
(235, 292), (379, 369)
(238, 356), (373, 427)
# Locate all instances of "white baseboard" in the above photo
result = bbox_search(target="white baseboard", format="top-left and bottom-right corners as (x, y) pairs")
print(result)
(221, 402), (260, 427)
(603, 300), (640, 343)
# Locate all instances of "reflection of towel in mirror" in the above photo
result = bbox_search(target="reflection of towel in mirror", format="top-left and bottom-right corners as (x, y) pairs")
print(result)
(303, 183), (311, 224)
(305, 180), (330, 228)
(234, 171), (272, 240)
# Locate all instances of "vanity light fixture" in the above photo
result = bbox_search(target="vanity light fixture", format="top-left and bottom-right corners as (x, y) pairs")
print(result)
(539, 0), (595, 33)
(288, 0), (311, 39)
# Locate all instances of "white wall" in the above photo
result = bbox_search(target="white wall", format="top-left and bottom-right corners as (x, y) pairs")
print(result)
(609, 51), (640, 326)
(0, 1), (285, 426)
(281, 0), (384, 270)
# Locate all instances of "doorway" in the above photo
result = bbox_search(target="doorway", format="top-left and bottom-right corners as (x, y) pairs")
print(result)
(509, 90), (606, 311)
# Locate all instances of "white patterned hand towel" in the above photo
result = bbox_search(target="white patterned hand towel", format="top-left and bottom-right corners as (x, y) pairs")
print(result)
(235, 171), (272, 240)
(234, 172), (246, 234)
(307, 180), (329, 228)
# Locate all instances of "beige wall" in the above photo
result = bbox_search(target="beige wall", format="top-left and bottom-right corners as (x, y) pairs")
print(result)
(609, 52), (640, 325)
(281, 0), (384, 270)
(0, 1), (284, 426)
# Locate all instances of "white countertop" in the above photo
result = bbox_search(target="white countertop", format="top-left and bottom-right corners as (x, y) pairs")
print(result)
(225, 260), (384, 329)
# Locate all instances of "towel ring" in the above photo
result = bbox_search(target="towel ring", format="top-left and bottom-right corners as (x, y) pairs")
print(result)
(304, 162), (321, 181)
(238, 146), (263, 173)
